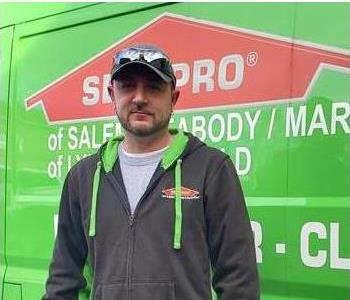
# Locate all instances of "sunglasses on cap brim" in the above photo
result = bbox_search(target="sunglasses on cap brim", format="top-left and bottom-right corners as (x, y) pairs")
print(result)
(111, 47), (176, 86)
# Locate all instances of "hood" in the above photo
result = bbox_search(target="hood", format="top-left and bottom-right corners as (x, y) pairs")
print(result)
(97, 128), (204, 172)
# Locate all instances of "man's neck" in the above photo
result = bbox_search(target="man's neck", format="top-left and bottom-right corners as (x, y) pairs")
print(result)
(123, 129), (172, 154)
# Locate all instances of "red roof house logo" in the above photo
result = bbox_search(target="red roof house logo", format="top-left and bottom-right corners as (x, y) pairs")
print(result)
(25, 13), (350, 124)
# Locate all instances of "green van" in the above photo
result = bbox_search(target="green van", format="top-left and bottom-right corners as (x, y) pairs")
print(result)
(0, 3), (349, 300)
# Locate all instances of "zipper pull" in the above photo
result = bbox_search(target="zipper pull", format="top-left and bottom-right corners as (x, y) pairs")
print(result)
(129, 214), (134, 226)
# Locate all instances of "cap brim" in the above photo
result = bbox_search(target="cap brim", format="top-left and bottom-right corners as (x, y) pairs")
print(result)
(112, 61), (173, 84)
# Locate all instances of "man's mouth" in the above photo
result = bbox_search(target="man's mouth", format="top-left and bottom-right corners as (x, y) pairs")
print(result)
(130, 111), (152, 116)
(129, 111), (154, 121)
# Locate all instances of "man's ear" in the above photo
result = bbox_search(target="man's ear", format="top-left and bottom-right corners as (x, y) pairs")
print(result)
(108, 83), (114, 100)
(108, 83), (117, 113)
(171, 88), (180, 109)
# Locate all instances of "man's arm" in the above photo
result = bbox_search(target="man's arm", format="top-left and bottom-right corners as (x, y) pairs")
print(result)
(42, 170), (88, 300)
(205, 157), (259, 300)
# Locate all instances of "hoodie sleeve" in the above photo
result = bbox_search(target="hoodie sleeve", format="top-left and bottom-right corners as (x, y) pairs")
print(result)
(42, 169), (88, 300)
(205, 157), (259, 300)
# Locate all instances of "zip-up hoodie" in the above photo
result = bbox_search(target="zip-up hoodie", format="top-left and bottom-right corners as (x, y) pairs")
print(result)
(43, 129), (259, 300)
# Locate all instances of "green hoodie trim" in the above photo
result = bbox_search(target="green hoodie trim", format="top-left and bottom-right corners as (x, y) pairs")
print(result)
(162, 129), (188, 250)
(101, 135), (123, 173)
(88, 136), (123, 238)
(78, 263), (93, 300)
(210, 265), (219, 300)
(162, 129), (188, 170)
(173, 158), (183, 249)
(100, 129), (188, 173)
(89, 161), (101, 237)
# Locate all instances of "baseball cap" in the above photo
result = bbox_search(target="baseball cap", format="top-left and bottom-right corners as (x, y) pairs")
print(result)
(110, 44), (177, 88)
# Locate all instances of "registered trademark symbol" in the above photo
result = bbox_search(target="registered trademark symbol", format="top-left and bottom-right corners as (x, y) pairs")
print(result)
(246, 52), (258, 67)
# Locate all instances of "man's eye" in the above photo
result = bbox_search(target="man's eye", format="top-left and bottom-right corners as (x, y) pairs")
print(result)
(119, 82), (134, 89)
(148, 84), (163, 91)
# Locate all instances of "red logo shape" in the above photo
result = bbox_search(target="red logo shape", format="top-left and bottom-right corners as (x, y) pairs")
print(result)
(162, 186), (200, 200)
(25, 13), (350, 124)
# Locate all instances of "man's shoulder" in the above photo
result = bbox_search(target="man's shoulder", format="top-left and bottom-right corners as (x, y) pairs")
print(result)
(68, 152), (100, 178)
(186, 133), (229, 165)
(201, 143), (228, 160)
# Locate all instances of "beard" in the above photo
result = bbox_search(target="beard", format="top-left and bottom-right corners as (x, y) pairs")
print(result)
(117, 109), (172, 137)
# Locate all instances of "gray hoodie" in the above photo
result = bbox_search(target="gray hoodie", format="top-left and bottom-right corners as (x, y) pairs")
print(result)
(43, 129), (259, 300)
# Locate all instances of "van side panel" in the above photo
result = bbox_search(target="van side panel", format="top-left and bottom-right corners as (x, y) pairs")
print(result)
(0, 25), (14, 300)
(3, 3), (350, 300)
(286, 4), (350, 299)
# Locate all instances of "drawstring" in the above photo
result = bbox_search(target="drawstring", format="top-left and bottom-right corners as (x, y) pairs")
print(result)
(89, 161), (101, 237)
(173, 159), (183, 249)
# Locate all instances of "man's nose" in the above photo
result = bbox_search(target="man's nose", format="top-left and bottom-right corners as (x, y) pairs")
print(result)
(132, 84), (148, 105)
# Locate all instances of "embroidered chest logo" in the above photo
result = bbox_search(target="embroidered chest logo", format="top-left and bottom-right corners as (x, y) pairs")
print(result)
(162, 187), (200, 200)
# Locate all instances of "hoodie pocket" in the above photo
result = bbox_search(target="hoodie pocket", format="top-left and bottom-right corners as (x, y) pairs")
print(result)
(94, 281), (127, 300)
(132, 280), (175, 300)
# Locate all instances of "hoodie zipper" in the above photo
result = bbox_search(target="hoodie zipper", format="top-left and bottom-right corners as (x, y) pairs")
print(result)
(128, 167), (166, 300)
(104, 172), (133, 300)
(126, 166), (165, 225)
(129, 214), (134, 226)
(127, 218), (134, 300)
(107, 166), (165, 300)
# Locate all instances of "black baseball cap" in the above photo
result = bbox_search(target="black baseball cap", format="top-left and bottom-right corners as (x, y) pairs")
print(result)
(110, 44), (177, 88)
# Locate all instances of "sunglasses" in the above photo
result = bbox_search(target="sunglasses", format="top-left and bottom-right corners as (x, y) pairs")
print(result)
(111, 47), (176, 86)
(114, 48), (169, 64)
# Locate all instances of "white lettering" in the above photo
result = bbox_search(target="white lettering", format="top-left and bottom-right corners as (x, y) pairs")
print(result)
(286, 105), (306, 137)
(173, 63), (190, 87)
(235, 147), (251, 176)
(103, 123), (115, 142)
(330, 223), (350, 270)
(82, 76), (100, 106)
(68, 126), (78, 150)
(193, 59), (215, 93)
(218, 54), (244, 90)
(192, 115), (207, 141)
(227, 112), (243, 141)
(178, 117), (189, 132)
(331, 102), (350, 134)
(245, 110), (261, 140)
(102, 74), (112, 104)
(251, 221), (262, 263)
(301, 222), (327, 268)
(307, 104), (328, 136)
(79, 126), (91, 149)
(208, 114), (225, 142)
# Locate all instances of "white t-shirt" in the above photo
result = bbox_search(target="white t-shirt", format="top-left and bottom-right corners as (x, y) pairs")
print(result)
(118, 143), (168, 214)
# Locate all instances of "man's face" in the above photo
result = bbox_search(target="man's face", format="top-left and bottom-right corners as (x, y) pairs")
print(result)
(108, 65), (179, 137)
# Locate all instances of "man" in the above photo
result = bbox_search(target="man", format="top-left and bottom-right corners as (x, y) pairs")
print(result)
(43, 44), (259, 300)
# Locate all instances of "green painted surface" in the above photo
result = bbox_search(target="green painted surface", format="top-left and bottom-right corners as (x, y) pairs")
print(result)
(1, 3), (349, 300)
(0, 3), (98, 28)
(3, 283), (21, 300)
(0, 25), (14, 300)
